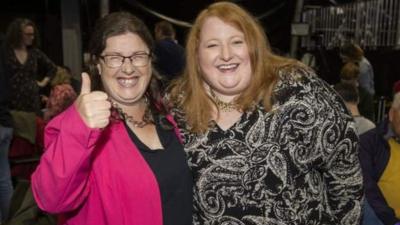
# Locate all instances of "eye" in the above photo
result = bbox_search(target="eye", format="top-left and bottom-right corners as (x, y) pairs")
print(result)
(108, 55), (122, 61)
(232, 40), (244, 45)
(206, 44), (218, 48)
(133, 54), (147, 60)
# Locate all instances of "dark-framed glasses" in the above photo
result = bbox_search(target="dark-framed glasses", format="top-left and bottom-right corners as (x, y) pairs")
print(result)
(100, 52), (151, 68)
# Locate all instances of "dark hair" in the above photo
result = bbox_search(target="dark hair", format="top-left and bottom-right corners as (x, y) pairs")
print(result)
(334, 82), (359, 103)
(339, 42), (364, 62)
(5, 18), (39, 49)
(155, 21), (175, 38)
(86, 12), (169, 127)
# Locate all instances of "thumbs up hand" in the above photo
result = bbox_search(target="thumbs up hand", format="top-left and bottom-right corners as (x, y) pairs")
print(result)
(75, 72), (112, 129)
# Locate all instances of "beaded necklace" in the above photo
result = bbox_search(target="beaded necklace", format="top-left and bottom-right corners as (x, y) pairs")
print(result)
(110, 99), (153, 128)
(209, 89), (239, 112)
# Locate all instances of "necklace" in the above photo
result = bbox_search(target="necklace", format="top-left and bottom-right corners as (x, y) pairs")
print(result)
(110, 99), (152, 128)
(209, 89), (238, 112)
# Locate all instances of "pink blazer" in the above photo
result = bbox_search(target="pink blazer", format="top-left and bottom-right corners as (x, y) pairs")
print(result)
(31, 105), (170, 225)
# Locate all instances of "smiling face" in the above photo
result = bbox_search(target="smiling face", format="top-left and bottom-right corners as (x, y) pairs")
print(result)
(198, 16), (252, 102)
(97, 32), (152, 107)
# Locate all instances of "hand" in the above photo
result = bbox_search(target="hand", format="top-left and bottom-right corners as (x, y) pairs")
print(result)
(75, 72), (111, 129)
(37, 77), (50, 87)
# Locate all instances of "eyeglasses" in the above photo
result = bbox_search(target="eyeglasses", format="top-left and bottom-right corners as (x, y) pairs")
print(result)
(99, 52), (151, 68)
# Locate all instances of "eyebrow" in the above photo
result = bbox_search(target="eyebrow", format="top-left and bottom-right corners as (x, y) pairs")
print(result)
(102, 51), (149, 56)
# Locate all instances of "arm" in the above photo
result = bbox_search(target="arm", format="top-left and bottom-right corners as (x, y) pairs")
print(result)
(321, 111), (364, 225)
(31, 105), (102, 213)
(275, 67), (363, 224)
(31, 73), (110, 213)
(291, 69), (364, 224)
(35, 49), (57, 86)
(359, 132), (399, 225)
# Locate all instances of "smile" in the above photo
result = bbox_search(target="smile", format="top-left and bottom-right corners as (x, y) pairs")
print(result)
(217, 63), (239, 72)
(117, 77), (139, 87)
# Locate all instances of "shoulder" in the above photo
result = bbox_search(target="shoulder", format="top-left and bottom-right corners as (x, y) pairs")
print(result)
(272, 65), (338, 106)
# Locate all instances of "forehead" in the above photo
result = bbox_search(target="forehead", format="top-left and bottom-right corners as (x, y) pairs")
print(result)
(199, 16), (243, 40)
(23, 25), (34, 32)
(104, 32), (148, 53)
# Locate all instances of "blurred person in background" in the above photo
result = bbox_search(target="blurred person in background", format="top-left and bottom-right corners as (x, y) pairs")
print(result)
(43, 66), (77, 122)
(340, 42), (375, 96)
(153, 20), (185, 87)
(340, 61), (375, 121)
(359, 90), (400, 225)
(3, 18), (57, 117)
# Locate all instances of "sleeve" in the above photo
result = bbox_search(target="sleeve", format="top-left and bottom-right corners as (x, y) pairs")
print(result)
(35, 48), (57, 80)
(359, 131), (400, 225)
(31, 104), (102, 213)
(320, 103), (364, 225)
(312, 74), (364, 224)
(275, 67), (364, 224)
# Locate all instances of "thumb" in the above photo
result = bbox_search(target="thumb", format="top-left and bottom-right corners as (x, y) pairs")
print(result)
(80, 72), (91, 95)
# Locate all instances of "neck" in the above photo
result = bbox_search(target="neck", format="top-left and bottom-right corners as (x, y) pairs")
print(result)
(346, 103), (360, 116)
(111, 98), (152, 128)
(209, 89), (239, 112)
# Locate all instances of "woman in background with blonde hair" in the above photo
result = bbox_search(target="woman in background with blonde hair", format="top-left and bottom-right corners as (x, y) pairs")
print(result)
(169, 2), (363, 224)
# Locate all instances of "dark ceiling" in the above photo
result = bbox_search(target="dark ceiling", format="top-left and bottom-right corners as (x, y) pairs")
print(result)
(104, 0), (355, 52)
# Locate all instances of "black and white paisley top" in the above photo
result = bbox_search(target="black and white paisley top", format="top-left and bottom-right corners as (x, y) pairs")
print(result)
(172, 67), (363, 225)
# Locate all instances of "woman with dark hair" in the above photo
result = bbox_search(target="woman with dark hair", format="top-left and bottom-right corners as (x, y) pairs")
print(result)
(4, 18), (56, 116)
(31, 12), (192, 225)
(169, 2), (363, 224)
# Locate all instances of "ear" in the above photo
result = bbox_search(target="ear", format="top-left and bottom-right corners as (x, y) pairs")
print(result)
(97, 63), (102, 75)
(389, 107), (394, 123)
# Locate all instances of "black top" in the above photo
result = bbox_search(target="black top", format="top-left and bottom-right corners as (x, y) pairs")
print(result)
(125, 119), (193, 225)
(4, 47), (56, 116)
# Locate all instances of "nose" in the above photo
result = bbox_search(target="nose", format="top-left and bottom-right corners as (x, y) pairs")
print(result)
(221, 44), (233, 61)
(121, 58), (135, 74)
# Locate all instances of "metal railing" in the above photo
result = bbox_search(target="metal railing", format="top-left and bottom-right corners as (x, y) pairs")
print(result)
(301, 0), (400, 50)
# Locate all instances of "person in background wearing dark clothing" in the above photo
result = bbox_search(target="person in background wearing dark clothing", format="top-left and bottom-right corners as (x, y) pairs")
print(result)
(153, 20), (185, 86)
(340, 61), (375, 121)
(0, 44), (14, 223)
(340, 42), (375, 96)
(4, 18), (57, 116)
(359, 91), (400, 225)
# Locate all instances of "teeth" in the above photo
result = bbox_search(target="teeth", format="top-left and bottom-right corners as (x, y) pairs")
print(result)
(217, 64), (238, 70)
(118, 77), (138, 87)
(120, 78), (135, 85)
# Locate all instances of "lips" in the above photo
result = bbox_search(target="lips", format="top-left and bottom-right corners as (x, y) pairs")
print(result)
(117, 77), (139, 88)
(217, 63), (239, 72)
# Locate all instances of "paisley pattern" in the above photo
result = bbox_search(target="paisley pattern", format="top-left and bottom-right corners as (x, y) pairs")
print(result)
(173, 67), (363, 225)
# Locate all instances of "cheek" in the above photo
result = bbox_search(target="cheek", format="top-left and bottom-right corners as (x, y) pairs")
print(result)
(198, 50), (215, 68)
